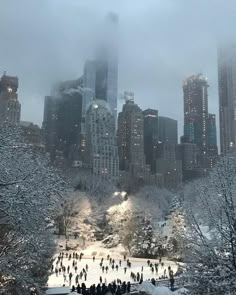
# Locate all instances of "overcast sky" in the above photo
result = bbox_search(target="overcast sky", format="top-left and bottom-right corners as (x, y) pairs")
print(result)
(0, 0), (235, 140)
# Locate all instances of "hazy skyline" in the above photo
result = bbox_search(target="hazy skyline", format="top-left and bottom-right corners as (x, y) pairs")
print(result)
(0, 0), (235, 140)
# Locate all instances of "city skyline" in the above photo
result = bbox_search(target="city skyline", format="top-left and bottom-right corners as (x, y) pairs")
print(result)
(1, 0), (236, 143)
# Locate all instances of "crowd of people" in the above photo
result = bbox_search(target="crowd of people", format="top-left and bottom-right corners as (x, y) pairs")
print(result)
(50, 251), (176, 294)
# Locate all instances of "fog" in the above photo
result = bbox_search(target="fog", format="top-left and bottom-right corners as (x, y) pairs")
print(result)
(0, 0), (235, 139)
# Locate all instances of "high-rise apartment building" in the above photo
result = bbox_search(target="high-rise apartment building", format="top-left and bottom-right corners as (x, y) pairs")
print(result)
(218, 44), (236, 154)
(85, 99), (119, 182)
(117, 93), (150, 180)
(183, 74), (209, 168)
(0, 74), (21, 124)
(143, 109), (158, 173)
(158, 116), (178, 145)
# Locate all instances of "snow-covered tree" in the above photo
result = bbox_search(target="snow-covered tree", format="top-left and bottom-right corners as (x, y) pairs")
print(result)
(183, 154), (236, 294)
(0, 124), (67, 294)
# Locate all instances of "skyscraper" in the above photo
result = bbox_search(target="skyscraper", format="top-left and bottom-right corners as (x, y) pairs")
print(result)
(94, 12), (118, 121)
(183, 74), (209, 168)
(0, 73), (21, 124)
(207, 113), (218, 168)
(117, 93), (150, 180)
(158, 116), (178, 145)
(43, 79), (83, 163)
(218, 44), (236, 154)
(83, 60), (96, 117)
(85, 99), (119, 182)
(143, 109), (158, 173)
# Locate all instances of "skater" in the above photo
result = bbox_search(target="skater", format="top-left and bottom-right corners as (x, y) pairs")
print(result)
(102, 266), (105, 273)
(86, 264), (88, 272)
(141, 266), (143, 272)
(75, 274), (79, 284)
(147, 260), (150, 266)
(63, 273), (67, 282)
(67, 265), (70, 274)
(107, 254), (110, 260)
(124, 267), (127, 274)
(84, 272), (87, 281)
(69, 272), (73, 285)
(105, 266), (109, 273)
(116, 265), (118, 271)
(119, 260), (121, 266)
(93, 256), (95, 262)
(100, 276), (102, 284)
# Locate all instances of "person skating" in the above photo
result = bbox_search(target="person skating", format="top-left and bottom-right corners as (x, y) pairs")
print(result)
(124, 267), (127, 274)
(69, 272), (73, 285)
(84, 272), (87, 281)
(86, 264), (88, 272)
(116, 265), (118, 271)
(93, 256), (95, 262)
(100, 276), (102, 284)
(119, 260), (121, 267)
(75, 274), (79, 285)
(105, 266), (109, 273)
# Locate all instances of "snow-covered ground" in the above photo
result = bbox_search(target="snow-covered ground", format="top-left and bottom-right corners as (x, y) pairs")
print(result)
(48, 241), (178, 288)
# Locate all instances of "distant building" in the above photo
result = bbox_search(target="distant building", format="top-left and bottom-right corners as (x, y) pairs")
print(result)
(117, 94), (150, 182)
(85, 99), (119, 182)
(20, 121), (43, 146)
(156, 142), (182, 189)
(42, 79), (83, 163)
(218, 44), (236, 154)
(182, 74), (217, 171)
(207, 113), (218, 168)
(158, 116), (178, 145)
(0, 73), (21, 124)
(83, 60), (96, 117)
(176, 142), (199, 181)
(143, 109), (158, 173)
(94, 12), (119, 121)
